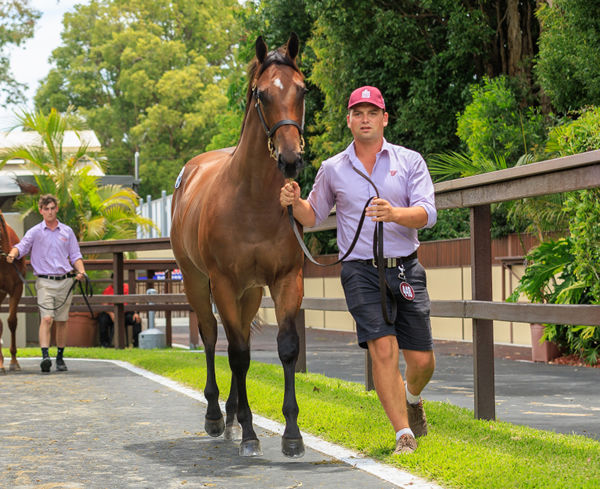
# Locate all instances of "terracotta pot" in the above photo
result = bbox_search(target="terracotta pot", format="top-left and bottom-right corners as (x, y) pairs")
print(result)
(65, 312), (98, 347)
(530, 323), (560, 362)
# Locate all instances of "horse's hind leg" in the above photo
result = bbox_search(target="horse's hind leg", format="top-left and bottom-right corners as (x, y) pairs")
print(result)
(8, 284), (22, 371)
(182, 270), (224, 437)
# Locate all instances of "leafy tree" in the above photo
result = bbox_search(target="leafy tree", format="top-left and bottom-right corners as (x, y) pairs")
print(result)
(0, 1), (40, 106)
(0, 108), (154, 241)
(305, 0), (541, 166)
(34, 0), (242, 198)
(536, 0), (600, 113)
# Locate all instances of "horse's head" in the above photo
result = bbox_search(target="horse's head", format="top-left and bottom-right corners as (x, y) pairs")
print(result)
(251, 33), (306, 179)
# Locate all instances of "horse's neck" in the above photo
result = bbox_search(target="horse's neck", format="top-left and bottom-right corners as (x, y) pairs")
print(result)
(232, 123), (282, 198)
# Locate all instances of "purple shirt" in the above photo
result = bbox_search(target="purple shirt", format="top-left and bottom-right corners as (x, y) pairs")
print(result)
(307, 139), (437, 260)
(14, 220), (83, 276)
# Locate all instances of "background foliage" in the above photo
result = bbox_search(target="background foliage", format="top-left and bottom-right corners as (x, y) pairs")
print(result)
(0, 0), (40, 106)
(34, 0), (242, 198)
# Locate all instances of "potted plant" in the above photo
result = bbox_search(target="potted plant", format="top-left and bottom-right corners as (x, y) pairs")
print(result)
(507, 237), (591, 362)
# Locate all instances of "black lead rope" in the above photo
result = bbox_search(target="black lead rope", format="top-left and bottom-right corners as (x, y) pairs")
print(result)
(4, 264), (96, 318)
(287, 166), (396, 325)
(37, 275), (95, 318)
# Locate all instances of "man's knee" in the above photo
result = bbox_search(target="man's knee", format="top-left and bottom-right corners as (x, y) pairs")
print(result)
(368, 336), (398, 364)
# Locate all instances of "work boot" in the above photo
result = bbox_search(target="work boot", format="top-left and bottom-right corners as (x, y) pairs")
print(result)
(406, 399), (428, 437)
(55, 358), (68, 372)
(40, 358), (52, 373)
(393, 433), (417, 454)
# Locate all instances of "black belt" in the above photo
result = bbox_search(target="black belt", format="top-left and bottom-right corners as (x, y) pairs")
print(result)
(354, 250), (418, 268)
(37, 273), (76, 281)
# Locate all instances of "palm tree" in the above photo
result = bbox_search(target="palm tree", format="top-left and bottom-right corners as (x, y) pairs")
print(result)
(0, 108), (155, 241)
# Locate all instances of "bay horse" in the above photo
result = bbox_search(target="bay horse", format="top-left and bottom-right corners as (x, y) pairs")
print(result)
(0, 210), (25, 373)
(170, 33), (306, 457)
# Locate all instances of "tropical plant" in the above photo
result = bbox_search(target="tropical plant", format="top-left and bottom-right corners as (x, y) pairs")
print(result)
(0, 108), (155, 242)
(507, 237), (598, 365)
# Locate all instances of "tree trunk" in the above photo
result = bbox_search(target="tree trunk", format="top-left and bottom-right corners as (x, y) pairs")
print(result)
(506, 0), (523, 76)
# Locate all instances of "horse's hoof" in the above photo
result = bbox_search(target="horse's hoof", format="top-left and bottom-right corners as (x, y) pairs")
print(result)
(0, 367), (5, 375)
(224, 421), (242, 441)
(204, 417), (225, 437)
(9, 363), (21, 372)
(282, 437), (305, 458)
(239, 439), (262, 457)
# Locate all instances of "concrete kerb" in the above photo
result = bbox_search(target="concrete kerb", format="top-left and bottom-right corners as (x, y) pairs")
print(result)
(98, 358), (443, 489)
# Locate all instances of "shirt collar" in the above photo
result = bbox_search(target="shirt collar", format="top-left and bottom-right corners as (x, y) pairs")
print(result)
(42, 219), (63, 231)
(343, 137), (391, 166)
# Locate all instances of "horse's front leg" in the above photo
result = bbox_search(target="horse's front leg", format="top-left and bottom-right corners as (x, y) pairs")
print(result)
(8, 285), (22, 371)
(0, 291), (6, 374)
(270, 273), (305, 458)
(214, 282), (262, 456)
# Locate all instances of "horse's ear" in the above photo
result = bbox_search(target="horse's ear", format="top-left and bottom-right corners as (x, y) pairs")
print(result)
(286, 32), (299, 61)
(256, 36), (268, 64)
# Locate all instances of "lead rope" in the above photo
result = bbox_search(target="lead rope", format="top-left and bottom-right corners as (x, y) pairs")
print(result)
(287, 166), (396, 324)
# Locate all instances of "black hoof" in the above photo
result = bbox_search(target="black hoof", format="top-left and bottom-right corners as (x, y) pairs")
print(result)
(282, 437), (305, 458)
(204, 416), (225, 437)
(239, 439), (262, 457)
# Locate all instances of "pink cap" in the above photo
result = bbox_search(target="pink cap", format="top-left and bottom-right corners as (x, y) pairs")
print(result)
(347, 86), (385, 110)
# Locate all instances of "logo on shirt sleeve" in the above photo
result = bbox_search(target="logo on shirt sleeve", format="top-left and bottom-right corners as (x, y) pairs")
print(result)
(390, 170), (397, 176)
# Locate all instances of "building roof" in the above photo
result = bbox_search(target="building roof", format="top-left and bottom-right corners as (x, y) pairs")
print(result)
(0, 130), (101, 152)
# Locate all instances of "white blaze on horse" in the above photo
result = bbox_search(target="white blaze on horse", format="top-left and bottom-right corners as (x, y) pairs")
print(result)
(170, 33), (306, 457)
(0, 210), (25, 373)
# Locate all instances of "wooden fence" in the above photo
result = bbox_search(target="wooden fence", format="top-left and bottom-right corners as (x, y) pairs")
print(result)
(3, 149), (600, 421)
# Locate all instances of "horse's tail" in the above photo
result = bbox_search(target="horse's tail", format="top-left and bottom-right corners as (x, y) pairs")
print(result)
(250, 313), (265, 335)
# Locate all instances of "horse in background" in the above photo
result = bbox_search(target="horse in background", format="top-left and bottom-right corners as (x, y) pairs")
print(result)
(0, 210), (25, 373)
(170, 33), (306, 457)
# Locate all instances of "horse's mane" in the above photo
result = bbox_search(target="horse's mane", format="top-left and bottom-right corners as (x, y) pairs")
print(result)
(234, 46), (301, 149)
(0, 210), (8, 253)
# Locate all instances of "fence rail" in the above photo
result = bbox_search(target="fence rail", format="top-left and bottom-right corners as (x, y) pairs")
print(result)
(4, 149), (600, 422)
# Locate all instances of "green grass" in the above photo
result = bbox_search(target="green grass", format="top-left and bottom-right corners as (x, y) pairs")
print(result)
(15, 347), (600, 489)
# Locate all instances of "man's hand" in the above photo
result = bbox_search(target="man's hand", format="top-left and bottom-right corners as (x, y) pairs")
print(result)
(6, 249), (18, 263)
(75, 271), (86, 282)
(366, 198), (397, 222)
(280, 180), (301, 208)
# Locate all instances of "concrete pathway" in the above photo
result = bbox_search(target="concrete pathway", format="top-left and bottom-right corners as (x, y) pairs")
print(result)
(0, 358), (441, 489)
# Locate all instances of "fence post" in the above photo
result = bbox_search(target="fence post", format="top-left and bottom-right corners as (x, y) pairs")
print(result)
(112, 252), (126, 349)
(364, 350), (374, 391)
(470, 205), (495, 420)
(165, 268), (172, 347)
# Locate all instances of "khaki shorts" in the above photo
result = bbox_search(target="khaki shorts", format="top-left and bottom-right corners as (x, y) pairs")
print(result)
(36, 277), (76, 321)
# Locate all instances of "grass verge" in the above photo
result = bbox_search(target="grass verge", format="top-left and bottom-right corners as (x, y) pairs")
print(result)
(15, 347), (600, 489)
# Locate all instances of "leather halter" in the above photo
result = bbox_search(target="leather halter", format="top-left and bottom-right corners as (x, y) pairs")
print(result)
(252, 86), (305, 159)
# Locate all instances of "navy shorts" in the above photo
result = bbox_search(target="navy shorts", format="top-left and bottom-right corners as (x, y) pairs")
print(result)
(341, 258), (433, 351)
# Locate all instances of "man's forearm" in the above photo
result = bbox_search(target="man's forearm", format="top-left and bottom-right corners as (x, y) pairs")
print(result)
(290, 199), (317, 228)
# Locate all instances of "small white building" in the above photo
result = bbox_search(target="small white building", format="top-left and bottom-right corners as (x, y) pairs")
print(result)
(0, 130), (104, 198)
